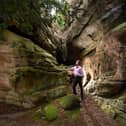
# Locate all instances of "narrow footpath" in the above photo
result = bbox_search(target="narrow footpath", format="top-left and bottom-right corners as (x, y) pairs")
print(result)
(80, 95), (120, 126)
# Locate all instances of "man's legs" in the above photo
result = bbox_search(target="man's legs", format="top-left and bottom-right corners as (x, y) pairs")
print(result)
(72, 77), (78, 95)
(78, 78), (84, 100)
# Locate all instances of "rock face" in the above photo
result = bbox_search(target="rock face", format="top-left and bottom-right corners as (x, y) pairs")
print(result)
(0, 30), (68, 108)
(83, 23), (126, 96)
(65, 0), (126, 125)
(66, 0), (126, 62)
(82, 22), (126, 126)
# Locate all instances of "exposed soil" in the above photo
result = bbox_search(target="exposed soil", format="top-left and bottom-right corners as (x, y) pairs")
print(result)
(81, 96), (120, 126)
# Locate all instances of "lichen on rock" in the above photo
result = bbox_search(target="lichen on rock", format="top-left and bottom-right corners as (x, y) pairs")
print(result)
(60, 94), (80, 110)
(82, 22), (126, 125)
(0, 30), (68, 107)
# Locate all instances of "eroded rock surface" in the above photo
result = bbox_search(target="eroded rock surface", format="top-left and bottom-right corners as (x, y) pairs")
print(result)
(65, 0), (126, 125)
(82, 23), (126, 126)
(0, 30), (68, 108)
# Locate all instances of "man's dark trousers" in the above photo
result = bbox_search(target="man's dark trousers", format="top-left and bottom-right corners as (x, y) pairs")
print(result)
(72, 76), (84, 100)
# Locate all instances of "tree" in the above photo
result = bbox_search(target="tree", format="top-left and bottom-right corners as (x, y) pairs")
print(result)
(0, 0), (69, 61)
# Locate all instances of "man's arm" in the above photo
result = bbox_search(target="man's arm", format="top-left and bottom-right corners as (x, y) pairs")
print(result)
(67, 67), (74, 76)
(78, 67), (84, 76)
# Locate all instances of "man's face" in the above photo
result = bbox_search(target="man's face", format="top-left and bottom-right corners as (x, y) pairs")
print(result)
(75, 60), (79, 66)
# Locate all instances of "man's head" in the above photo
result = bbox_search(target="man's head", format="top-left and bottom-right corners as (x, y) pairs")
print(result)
(75, 60), (80, 66)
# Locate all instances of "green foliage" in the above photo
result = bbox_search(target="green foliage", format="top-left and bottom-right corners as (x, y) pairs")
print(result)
(0, 0), (38, 34)
(53, 1), (69, 27)
(44, 104), (58, 121)
(0, 0), (69, 32)
(53, 12), (65, 27)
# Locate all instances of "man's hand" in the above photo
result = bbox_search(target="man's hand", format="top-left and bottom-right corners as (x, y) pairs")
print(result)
(67, 70), (73, 76)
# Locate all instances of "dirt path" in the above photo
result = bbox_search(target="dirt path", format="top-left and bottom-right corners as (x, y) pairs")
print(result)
(80, 95), (120, 126)
(0, 95), (120, 126)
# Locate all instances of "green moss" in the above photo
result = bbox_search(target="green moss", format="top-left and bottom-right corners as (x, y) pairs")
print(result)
(1, 30), (55, 60)
(2, 30), (66, 89)
(0, 30), (68, 107)
(60, 94), (80, 110)
(46, 86), (67, 100)
(28, 85), (67, 104)
(67, 108), (80, 120)
(44, 104), (58, 121)
(9, 66), (67, 95)
(101, 104), (116, 118)
(32, 108), (43, 120)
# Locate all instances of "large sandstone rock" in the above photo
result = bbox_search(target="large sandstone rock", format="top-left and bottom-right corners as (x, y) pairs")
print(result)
(65, 0), (126, 63)
(81, 22), (126, 125)
(65, 1), (126, 125)
(83, 22), (126, 97)
(0, 30), (68, 108)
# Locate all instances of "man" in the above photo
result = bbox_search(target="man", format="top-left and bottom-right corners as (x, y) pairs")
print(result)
(70, 60), (84, 100)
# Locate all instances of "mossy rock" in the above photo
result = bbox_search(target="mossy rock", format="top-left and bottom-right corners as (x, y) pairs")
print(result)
(60, 94), (80, 110)
(44, 104), (58, 121)
(46, 85), (67, 100)
(67, 108), (80, 120)
(27, 85), (67, 105)
(101, 104), (117, 118)
(0, 30), (68, 107)
(32, 108), (43, 120)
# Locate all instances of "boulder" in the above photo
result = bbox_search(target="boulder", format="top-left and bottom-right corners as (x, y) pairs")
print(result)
(44, 104), (58, 121)
(60, 94), (80, 110)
